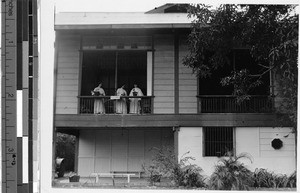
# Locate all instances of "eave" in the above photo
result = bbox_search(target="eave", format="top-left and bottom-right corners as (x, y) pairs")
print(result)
(54, 23), (191, 30)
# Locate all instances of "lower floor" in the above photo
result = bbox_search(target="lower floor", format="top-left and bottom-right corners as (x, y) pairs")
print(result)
(57, 126), (296, 177)
(77, 128), (173, 176)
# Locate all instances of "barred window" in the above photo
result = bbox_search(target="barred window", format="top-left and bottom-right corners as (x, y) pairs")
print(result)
(203, 127), (234, 157)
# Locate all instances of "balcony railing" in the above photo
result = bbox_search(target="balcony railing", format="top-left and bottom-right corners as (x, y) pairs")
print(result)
(78, 96), (154, 114)
(197, 95), (274, 113)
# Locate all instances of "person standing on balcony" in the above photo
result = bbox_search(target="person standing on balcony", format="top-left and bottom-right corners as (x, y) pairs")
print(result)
(129, 84), (143, 114)
(116, 85), (127, 114)
(91, 83), (106, 114)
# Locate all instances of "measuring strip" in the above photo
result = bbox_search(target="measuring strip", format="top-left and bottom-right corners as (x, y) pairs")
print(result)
(2, 0), (18, 193)
(2, 0), (38, 192)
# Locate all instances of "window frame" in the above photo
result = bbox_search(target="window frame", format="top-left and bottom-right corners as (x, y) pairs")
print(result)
(202, 127), (236, 157)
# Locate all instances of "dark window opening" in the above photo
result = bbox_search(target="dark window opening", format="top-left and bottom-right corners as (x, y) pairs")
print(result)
(199, 49), (270, 95)
(203, 127), (234, 157)
(81, 51), (147, 96)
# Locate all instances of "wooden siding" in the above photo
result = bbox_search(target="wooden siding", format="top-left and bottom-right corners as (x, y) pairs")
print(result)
(55, 35), (81, 114)
(77, 128), (174, 176)
(178, 36), (197, 113)
(259, 127), (295, 157)
(153, 35), (175, 114)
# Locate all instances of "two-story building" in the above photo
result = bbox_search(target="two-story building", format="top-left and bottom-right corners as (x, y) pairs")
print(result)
(53, 4), (295, 178)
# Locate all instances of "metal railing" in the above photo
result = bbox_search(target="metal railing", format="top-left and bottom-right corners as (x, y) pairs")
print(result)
(78, 96), (154, 114)
(197, 95), (274, 113)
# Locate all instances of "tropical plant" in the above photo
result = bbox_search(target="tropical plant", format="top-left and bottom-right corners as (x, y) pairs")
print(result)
(287, 171), (297, 188)
(143, 146), (206, 188)
(208, 152), (254, 190)
(253, 168), (296, 188)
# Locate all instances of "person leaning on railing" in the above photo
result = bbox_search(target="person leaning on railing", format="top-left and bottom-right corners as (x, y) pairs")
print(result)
(129, 84), (143, 114)
(91, 82), (106, 114)
(115, 85), (127, 114)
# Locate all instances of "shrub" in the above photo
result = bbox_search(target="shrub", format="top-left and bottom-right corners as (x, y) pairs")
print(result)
(208, 152), (254, 190)
(143, 146), (206, 188)
(253, 168), (296, 188)
(142, 163), (163, 185)
(55, 132), (76, 172)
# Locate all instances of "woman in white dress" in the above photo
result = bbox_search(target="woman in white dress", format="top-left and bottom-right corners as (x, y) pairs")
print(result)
(129, 84), (143, 114)
(91, 83), (105, 114)
(115, 85), (127, 114)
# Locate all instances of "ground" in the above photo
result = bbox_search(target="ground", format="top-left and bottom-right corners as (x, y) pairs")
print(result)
(53, 176), (296, 191)
(53, 176), (178, 189)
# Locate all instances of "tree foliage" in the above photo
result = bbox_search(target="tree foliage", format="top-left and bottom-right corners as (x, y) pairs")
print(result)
(183, 4), (298, 130)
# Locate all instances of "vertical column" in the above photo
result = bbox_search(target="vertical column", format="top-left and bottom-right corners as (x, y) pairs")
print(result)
(174, 33), (179, 114)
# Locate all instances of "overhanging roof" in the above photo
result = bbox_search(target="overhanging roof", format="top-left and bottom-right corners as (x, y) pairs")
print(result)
(55, 12), (193, 30)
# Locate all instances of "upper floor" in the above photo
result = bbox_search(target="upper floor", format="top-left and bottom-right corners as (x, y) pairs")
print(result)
(55, 32), (276, 113)
(54, 7), (281, 123)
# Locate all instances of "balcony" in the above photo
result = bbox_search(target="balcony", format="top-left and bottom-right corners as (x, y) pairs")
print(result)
(78, 96), (154, 114)
(197, 95), (274, 113)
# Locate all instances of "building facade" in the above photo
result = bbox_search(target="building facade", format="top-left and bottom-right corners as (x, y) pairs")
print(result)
(53, 4), (295, 178)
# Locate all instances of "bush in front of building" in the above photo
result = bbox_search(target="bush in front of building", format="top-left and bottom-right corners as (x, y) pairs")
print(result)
(143, 146), (206, 188)
(253, 168), (296, 188)
(208, 152), (254, 190)
(55, 132), (76, 174)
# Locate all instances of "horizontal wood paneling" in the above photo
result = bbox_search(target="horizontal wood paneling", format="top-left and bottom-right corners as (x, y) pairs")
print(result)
(57, 74), (78, 80)
(57, 85), (78, 91)
(260, 144), (295, 151)
(154, 103), (175, 108)
(55, 35), (81, 114)
(56, 91), (78, 97)
(154, 90), (174, 97)
(55, 108), (77, 114)
(259, 127), (295, 157)
(153, 34), (175, 114)
(260, 138), (295, 144)
(259, 127), (294, 133)
(260, 151), (295, 157)
(178, 36), (197, 114)
(154, 73), (174, 80)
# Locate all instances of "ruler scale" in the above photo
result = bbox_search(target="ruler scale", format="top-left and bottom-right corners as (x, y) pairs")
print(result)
(2, 0), (18, 193)
(2, 0), (38, 192)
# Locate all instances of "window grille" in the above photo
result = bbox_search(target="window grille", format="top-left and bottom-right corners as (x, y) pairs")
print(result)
(203, 127), (234, 157)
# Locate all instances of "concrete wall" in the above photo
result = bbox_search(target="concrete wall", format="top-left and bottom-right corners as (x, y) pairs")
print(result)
(177, 127), (295, 177)
(77, 128), (174, 177)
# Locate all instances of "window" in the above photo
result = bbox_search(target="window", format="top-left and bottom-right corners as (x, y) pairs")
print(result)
(81, 51), (147, 96)
(199, 49), (270, 95)
(203, 127), (234, 157)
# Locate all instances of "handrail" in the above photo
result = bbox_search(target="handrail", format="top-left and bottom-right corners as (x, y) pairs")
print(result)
(78, 95), (155, 99)
(197, 95), (274, 113)
(78, 95), (154, 114)
(197, 95), (273, 98)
